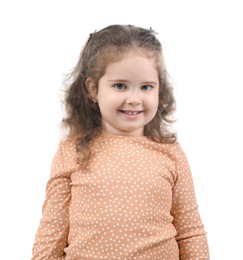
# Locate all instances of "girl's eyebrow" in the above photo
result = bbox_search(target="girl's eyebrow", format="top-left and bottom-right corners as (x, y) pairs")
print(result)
(108, 79), (158, 85)
(141, 81), (158, 85)
(108, 79), (130, 83)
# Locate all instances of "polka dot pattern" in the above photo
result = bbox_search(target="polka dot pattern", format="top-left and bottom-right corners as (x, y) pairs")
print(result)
(32, 135), (209, 259)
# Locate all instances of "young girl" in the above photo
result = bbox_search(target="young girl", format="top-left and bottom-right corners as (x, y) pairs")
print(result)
(32, 24), (210, 259)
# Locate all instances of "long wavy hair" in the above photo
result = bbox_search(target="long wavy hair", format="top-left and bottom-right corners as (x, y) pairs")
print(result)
(62, 24), (177, 165)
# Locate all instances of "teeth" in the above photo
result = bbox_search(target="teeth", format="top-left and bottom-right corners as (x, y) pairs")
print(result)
(125, 111), (138, 115)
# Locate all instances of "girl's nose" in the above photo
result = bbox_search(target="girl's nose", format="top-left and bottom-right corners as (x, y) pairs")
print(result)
(125, 90), (141, 105)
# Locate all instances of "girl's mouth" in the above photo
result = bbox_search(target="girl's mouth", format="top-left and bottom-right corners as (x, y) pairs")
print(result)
(119, 110), (143, 119)
(124, 111), (139, 115)
(120, 110), (142, 114)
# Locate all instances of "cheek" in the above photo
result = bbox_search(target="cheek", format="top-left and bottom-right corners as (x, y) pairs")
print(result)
(97, 91), (106, 106)
(97, 93), (118, 112)
(148, 93), (159, 107)
(98, 91), (122, 105)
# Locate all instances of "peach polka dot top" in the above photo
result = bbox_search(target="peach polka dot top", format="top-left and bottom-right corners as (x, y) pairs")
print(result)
(32, 135), (209, 259)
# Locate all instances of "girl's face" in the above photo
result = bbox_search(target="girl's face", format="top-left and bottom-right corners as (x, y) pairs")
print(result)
(95, 52), (159, 136)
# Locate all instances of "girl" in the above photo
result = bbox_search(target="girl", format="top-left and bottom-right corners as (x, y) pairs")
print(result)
(32, 24), (210, 259)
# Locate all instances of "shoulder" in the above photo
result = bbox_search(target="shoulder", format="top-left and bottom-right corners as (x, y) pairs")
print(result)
(166, 142), (187, 159)
(50, 137), (79, 177)
(164, 142), (191, 174)
(58, 137), (77, 155)
(58, 137), (78, 165)
(153, 141), (189, 166)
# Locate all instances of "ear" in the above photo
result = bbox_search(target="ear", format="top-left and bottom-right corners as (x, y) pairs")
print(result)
(85, 77), (98, 102)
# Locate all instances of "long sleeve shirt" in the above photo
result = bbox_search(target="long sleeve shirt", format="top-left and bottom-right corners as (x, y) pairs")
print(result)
(32, 135), (210, 259)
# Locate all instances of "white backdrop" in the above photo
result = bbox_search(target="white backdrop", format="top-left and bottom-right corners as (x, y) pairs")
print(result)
(0, 0), (242, 259)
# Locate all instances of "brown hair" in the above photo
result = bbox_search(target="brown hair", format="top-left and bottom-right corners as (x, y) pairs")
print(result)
(62, 24), (177, 165)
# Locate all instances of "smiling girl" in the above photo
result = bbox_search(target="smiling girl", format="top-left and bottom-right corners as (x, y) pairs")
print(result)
(32, 24), (210, 259)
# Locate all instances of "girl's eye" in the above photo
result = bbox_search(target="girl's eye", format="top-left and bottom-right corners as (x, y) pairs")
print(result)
(114, 83), (126, 90)
(141, 85), (152, 91)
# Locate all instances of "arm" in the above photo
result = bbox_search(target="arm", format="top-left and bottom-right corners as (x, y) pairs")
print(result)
(171, 143), (210, 259)
(32, 142), (71, 260)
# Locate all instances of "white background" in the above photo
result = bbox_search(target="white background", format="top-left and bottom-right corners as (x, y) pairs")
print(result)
(0, 0), (242, 259)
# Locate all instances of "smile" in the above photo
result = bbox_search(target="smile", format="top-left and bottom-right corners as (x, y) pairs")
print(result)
(120, 110), (142, 115)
